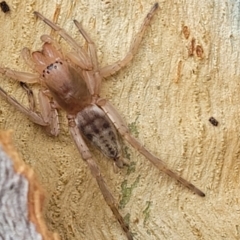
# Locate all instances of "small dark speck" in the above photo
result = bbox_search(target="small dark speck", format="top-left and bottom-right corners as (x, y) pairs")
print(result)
(209, 117), (218, 126)
(0, 1), (10, 13)
(86, 133), (93, 140)
(93, 127), (99, 134)
(110, 150), (115, 155)
(47, 63), (53, 70)
(103, 122), (110, 129)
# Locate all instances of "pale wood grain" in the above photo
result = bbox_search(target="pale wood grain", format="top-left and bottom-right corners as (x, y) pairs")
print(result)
(0, 0), (239, 239)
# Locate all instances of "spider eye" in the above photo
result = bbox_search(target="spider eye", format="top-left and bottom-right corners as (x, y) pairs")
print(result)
(47, 64), (54, 70)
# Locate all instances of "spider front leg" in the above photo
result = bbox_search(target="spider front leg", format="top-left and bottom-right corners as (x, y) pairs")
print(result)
(38, 90), (60, 136)
(73, 20), (102, 96)
(0, 67), (59, 136)
(34, 11), (102, 96)
(100, 3), (159, 78)
(73, 3), (159, 95)
(20, 83), (59, 136)
(20, 82), (36, 111)
(97, 99), (205, 197)
(33, 11), (92, 71)
(68, 115), (133, 240)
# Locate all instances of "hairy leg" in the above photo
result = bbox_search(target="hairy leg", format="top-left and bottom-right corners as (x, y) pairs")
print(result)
(68, 115), (133, 240)
(97, 98), (205, 197)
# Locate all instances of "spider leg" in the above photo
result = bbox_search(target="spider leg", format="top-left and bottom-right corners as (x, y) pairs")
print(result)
(34, 11), (102, 96)
(0, 66), (39, 84)
(68, 116), (133, 240)
(72, 4), (159, 96)
(34, 11), (92, 71)
(97, 98), (205, 197)
(38, 90), (60, 136)
(21, 47), (40, 71)
(40, 35), (64, 54)
(50, 3), (61, 37)
(20, 82), (36, 111)
(100, 3), (159, 78)
(24, 84), (59, 136)
(22, 38), (63, 70)
(0, 86), (45, 126)
(73, 20), (102, 96)
(73, 20), (98, 71)
(0, 67), (59, 136)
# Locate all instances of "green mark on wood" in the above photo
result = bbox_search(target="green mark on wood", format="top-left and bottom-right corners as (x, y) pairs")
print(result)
(128, 114), (140, 137)
(123, 146), (135, 175)
(124, 213), (130, 226)
(127, 161), (136, 175)
(123, 146), (131, 160)
(143, 201), (152, 226)
(120, 175), (140, 209)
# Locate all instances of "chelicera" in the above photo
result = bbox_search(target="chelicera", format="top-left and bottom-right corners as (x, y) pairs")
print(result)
(0, 3), (204, 239)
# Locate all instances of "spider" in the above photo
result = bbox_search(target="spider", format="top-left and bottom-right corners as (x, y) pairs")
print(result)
(0, 3), (205, 240)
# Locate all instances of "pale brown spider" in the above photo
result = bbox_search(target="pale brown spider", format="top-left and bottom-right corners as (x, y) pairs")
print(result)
(0, 3), (204, 240)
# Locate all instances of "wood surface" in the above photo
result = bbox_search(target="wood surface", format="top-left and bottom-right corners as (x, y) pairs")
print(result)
(0, 1), (239, 239)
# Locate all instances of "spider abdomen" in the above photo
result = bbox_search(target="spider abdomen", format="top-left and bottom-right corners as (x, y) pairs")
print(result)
(76, 105), (122, 162)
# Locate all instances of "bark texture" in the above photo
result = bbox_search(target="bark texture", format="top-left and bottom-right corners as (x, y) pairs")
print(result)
(0, 0), (239, 239)
(0, 131), (60, 240)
